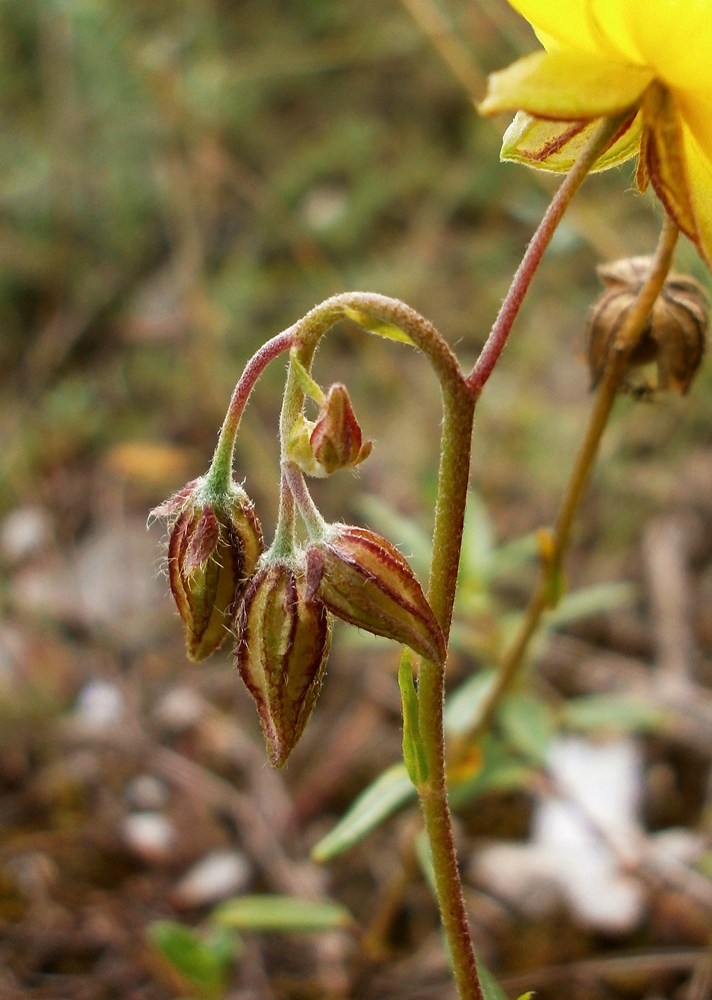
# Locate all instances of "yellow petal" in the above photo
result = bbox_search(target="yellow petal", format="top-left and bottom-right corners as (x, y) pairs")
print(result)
(507, 0), (608, 57)
(501, 109), (642, 172)
(676, 88), (712, 164)
(682, 125), (712, 271)
(480, 50), (653, 120)
(619, 0), (712, 92)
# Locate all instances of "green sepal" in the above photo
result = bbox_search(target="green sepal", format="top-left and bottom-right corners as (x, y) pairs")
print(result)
(398, 649), (429, 788)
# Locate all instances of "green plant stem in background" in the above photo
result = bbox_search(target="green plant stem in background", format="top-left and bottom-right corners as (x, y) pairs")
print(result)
(468, 214), (680, 743)
(468, 112), (631, 394)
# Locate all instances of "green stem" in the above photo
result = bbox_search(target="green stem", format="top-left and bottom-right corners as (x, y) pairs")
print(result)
(417, 378), (479, 1000)
(271, 292), (481, 998)
(467, 214), (680, 744)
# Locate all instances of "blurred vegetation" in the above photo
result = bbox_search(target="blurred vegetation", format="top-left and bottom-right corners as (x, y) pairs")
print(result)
(5, 0), (710, 545)
(3, 2), (712, 997)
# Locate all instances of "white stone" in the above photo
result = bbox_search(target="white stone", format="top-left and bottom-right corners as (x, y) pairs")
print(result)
(172, 849), (252, 908)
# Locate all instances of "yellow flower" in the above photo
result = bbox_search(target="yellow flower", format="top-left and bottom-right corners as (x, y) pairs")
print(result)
(479, 0), (712, 269)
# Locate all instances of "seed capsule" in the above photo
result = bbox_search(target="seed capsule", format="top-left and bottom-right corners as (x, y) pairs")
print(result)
(153, 480), (263, 661)
(305, 525), (446, 664)
(235, 559), (332, 767)
(587, 256), (708, 394)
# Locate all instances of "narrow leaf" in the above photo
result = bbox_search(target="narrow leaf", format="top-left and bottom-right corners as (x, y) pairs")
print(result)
(213, 895), (355, 933)
(311, 763), (416, 862)
(499, 693), (554, 765)
(398, 649), (428, 787)
(343, 306), (415, 345)
(562, 694), (665, 733)
(477, 958), (509, 1000)
(148, 920), (228, 991)
(289, 352), (325, 404)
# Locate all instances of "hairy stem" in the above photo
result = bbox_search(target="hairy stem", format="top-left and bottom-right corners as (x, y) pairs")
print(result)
(207, 329), (294, 492)
(468, 112), (632, 395)
(468, 215), (680, 743)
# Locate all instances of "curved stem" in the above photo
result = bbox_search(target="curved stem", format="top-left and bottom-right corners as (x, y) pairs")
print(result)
(207, 329), (295, 493)
(467, 112), (631, 395)
(271, 292), (481, 998)
(467, 215), (680, 743)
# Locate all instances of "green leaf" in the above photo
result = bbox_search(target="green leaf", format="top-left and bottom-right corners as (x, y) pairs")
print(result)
(343, 305), (415, 345)
(148, 920), (232, 991)
(459, 491), (495, 589)
(359, 495), (432, 578)
(562, 694), (666, 733)
(213, 895), (355, 934)
(414, 830), (437, 897)
(398, 649), (428, 787)
(477, 958), (509, 1000)
(444, 669), (497, 737)
(311, 763), (417, 862)
(499, 692), (554, 765)
(545, 581), (637, 629)
(289, 351), (325, 404)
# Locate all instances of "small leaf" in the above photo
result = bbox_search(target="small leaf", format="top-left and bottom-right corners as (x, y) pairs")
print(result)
(414, 830), (437, 896)
(499, 692), (554, 765)
(311, 763), (416, 862)
(359, 495), (432, 579)
(562, 694), (666, 733)
(546, 581), (637, 628)
(289, 351), (326, 404)
(343, 306), (415, 345)
(444, 669), (497, 737)
(477, 958), (509, 1000)
(148, 920), (230, 991)
(459, 492), (495, 589)
(213, 895), (355, 933)
(398, 649), (428, 787)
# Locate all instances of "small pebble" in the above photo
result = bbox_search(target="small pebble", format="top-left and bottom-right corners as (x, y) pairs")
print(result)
(0, 507), (53, 563)
(153, 686), (207, 733)
(75, 680), (124, 730)
(172, 849), (252, 908)
(121, 812), (176, 863)
(125, 774), (170, 811)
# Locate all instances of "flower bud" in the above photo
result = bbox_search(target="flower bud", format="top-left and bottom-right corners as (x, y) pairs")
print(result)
(305, 525), (446, 664)
(310, 384), (372, 475)
(153, 480), (263, 662)
(235, 559), (332, 767)
(587, 256), (708, 394)
(287, 384), (372, 478)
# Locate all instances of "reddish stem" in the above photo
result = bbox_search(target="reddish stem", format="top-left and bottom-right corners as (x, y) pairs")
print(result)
(467, 113), (629, 395)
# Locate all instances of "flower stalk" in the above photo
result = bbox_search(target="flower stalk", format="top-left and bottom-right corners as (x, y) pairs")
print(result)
(467, 213), (680, 745)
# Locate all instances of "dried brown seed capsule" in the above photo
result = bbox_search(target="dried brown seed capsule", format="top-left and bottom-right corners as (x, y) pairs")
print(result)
(587, 256), (708, 394)
(305, 525), (446, 665)
(153, 480), (263, 661)
(235, 559), (332, 768)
